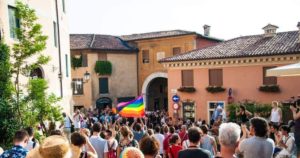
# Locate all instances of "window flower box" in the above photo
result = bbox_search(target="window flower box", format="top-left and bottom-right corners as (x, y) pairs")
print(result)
(259, 85), (280, 93)
(206, 86), (226, 93)
(94, 61), (112, 75)
(177, 87), (196, 93)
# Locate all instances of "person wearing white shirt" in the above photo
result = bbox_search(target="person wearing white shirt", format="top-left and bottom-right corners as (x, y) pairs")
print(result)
(153, 126), (165, 156)
(73, 110), (82, 132)
(270, 101), (282, 126)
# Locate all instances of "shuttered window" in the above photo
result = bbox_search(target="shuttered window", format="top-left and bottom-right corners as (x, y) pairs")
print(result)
(72, 78), (84, 95)
(209, 69), (223, 86)
(99, 78), (109, 94)
(8, 6), (20, 39)
(173, 47), (181, 56)
(263, 67), (277, 85)
(82, 54), (88, 67)
(182, 70), (194, 87)
(142, 50), (149, 63)
(53, 21), (57, 47)
(65, 54), (69, 77)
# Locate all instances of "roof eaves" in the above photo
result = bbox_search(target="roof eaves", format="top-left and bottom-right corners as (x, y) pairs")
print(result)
(123, 32), (197, 41)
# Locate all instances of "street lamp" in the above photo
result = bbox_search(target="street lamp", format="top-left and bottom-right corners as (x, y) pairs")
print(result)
(83, 71), (90, 82)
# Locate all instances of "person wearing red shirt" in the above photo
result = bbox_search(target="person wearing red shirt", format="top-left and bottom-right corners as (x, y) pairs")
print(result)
(168, 134), (182, 158)
(179, 125), (188, 144)
(163, 126), (175, 158)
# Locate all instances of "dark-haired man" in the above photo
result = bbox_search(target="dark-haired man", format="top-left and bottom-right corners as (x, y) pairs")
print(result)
(90, 122), (107, 158)
(178, 127), (210, 158)
(24, 127), (39, 151)
(0, 130), (29, 158)
(238, 117), (275, 158)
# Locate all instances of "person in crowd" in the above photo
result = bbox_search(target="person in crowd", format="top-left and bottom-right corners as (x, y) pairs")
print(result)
(270, 101), (282, 126)
(117, 126), (139, 157)
(153, 126), (164, 157)
(73, 110), (83, 132)
(200, 125), (217, 157)
(178, 127), (210, 158)
(237, 117), (275, 158)
(211, 104), (222, 126)
(290, 104), (300, 157)
(120, 147), (144, 158)
(89, 122), (107, 158)
(24, 127), (39, 151)
(269, 123), (280, 143)
(71, 132), (96, 158)
(179, 125), (188, 144)
(276, 125), (296, 157)
(140, 136), (161, 158)
(26, 135), (71, 158)
(131, 118), (146, 142)
(236, 105), (252, 124)
(167, 134), (182, 158)
(104, 129), (118, 158)
(60, 112), (72, 140)
(0, 130), (29, 158)
(163, 126), (175, 158)
(218, 122), (241, 158)
(0, 147), (3, 155)
(50, 129), (64, 136)
(147, 129), (154, 136)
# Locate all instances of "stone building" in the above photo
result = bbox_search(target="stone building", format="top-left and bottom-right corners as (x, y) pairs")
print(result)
(160, 24), (300, 122)
(70, 34), (138, 110)
(0, 0), (72, 114)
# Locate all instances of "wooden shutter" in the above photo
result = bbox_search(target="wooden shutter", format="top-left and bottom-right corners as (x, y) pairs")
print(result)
(82, 54), (88, 67)
(182, 70), (194, 87)
(173, 47), (181, 56)
(142, 50), (149, 63)
(209, 69), (223, 86)
(263, 67), (277, 85)
(99, 78), (109, 94)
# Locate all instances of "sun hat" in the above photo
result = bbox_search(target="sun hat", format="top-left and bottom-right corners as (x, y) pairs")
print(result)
(26, 135), (70, 158)
(120, 147), (144, 158)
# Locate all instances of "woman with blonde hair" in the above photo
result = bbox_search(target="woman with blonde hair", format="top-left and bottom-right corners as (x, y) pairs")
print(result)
(117, 126), (139, 157)
(270, 101), (282, 126)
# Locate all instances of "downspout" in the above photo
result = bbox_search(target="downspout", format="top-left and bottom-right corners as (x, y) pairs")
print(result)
(55, 0), (63, 97)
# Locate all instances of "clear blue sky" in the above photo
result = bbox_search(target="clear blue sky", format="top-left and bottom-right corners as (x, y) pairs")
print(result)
(67, 0), (300, 40)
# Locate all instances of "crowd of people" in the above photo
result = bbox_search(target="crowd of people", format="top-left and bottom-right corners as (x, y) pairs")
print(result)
(0, 100), (299, 158)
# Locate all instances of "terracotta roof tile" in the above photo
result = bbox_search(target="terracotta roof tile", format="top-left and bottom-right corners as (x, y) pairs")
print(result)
(160, 31), (300, 62)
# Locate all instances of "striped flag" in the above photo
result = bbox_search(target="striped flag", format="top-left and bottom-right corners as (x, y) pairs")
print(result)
(117, 96), (145, 118)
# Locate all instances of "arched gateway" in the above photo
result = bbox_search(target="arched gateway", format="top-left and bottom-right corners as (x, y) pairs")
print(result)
(142, 72), (168, 111)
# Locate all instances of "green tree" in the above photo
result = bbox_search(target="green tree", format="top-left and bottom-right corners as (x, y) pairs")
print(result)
(10, 1), (50, 124)
(0, 42), (20, 147)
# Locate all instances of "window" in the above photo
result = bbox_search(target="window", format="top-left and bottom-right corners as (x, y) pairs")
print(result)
(173, 47), (181, 56)
(65, 54), (69, 77)
(263, 67), (277, 85)
(72, 78), (84, 95)
(8, 6), (20, 39)
(181, 70), (194, 87)
(62, 0), (66, 13)
(209, 69), (223, 86)
(82, 54), (88, 67)
(99, 78), (109, 94)
(142, 50), (149, 63)
(53, 21), (57, 47)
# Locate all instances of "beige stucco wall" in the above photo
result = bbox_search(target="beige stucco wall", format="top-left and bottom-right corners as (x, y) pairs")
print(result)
(71, 50), (138, 109)
(1, 0), (73, 114)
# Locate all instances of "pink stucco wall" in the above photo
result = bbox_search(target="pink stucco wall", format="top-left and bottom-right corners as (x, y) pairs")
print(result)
(168, 65), (300, 121)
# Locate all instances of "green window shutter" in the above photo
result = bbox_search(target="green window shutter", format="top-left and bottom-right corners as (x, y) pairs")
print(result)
(53, 21), (57, 47)
(65, 54), (69, 77)
(8, 6), (19, 39)
(99, 78), (108, 94)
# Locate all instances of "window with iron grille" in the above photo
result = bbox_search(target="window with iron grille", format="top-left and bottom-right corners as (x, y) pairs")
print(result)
(72, 78), (84, 95)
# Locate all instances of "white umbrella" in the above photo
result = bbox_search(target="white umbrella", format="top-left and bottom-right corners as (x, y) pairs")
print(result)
(267, 62), (300, 77)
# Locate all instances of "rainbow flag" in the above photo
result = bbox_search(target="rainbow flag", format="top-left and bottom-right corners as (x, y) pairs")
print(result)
(117, 96), (145, 118)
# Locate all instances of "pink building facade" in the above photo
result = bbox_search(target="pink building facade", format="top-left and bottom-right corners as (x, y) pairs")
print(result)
(161, 24), (300, 122)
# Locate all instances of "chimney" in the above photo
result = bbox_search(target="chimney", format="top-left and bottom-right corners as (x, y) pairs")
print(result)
(297, 22), (300, 43)
(203, 25), (211, 36)
(262, 24), (278, 37)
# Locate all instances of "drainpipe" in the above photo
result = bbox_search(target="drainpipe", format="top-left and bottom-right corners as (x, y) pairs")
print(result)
(55, 0), (63, 97)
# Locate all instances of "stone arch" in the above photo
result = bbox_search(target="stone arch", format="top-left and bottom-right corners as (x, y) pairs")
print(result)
(30, 67), (45, 79)
(142, 72), (168, 109)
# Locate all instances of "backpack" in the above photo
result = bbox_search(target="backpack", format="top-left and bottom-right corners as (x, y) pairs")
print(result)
(107, 141), (117, 158)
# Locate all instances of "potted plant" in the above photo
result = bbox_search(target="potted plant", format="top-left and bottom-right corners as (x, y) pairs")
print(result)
(177, 87), (196, 93)
(206, 86), (226, 93)
(258, 85), (280, 93)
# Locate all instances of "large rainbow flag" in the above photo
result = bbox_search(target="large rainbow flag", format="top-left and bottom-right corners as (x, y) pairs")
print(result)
(117, 96), (145, 118)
